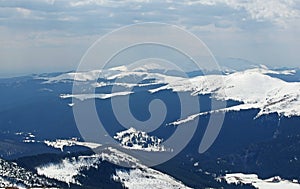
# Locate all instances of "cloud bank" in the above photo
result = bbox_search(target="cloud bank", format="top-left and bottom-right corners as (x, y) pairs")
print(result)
(0, 0), (299, 76)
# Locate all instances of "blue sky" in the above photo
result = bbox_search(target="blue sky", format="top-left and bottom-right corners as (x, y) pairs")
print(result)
(0, 0), (300, 77)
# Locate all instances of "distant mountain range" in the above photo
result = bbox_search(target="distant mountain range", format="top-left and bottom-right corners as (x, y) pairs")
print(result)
(0, 63), (299, 188)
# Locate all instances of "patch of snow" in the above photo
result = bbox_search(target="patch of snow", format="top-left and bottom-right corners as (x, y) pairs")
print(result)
(0, 158), (56, 188)
(41, 70), (103, 83)
(16, 132), (36, 143)
(44, 138), (101, 152)
(68, 103), (75, 107)
(220, 173), (300, 189)
(38, 88), (54, 92)
(36, 147), (140, 185)
(109, 65), (128, 72)
(93, 81), (155, 88)
(127, 61), (185, 76)
(170, 103), (261, 126)
(36, 146), (190, 188)
(36, 155), (102, 185)
(60, 91), (133, 101)
(114, 127), (167, 152)
(15, 132), (35, 138)
(28, 133), (35, 138)
(0, 176), (13, 188)
(113, 168), (192, 189)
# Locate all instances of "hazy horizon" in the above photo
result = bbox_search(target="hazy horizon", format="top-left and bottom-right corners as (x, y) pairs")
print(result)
(1, 0), (300, 77)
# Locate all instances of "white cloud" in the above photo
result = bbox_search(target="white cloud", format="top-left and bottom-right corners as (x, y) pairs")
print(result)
(188, 23), (241, 33)
(15, 7), (31, 17)
(183, 0), (300, 26)
(227, 0), (299, 26)
(69, 0), (151, 7)
(0, 0), (299, 76)
(58, 16), (80, 22)
(45, 0), (56, 5)
(70, 0), (109, 7)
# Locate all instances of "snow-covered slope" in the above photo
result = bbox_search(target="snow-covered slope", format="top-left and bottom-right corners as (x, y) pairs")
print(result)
(44, 138), (102, 152)
(41, 66), (300, 122)
(60, 91), (133, 101)
(113, 168), (192, 189)
(20, 136), (102, 152)
(219, 173), (300, 189)
(36, 147), (191, 188)
(0, 158), (57, 188)
(36, 154), (102, 185)
(169, 68), (300, 125)
(40, 62), (185, 83)
(40, 70), (104, 83)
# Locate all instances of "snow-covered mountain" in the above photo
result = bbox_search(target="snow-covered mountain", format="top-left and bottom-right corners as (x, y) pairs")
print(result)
(42, 65), (300, 122)
(216, 57), (260, 73)
(1, 64), (300, 189)
(35, 146), (191, 188)
(169, 68), (300, 125)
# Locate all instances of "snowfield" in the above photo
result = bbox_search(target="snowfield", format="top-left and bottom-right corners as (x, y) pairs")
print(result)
(60, 91), (133, 101)
(21, 137), (102, 151)
(41, 66), (300, 124)
(0, 158), (56, 188)
(44, 138), (102, 151)
(36, 147), (191, 188)
(150, 68), (300, 118)
(113, 168), (192, 189)
(36, 155), (102, 185)
(220, 173), (300, 189)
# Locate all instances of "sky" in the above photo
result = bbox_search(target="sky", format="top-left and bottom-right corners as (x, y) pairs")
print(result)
(0, 0), (300, 77)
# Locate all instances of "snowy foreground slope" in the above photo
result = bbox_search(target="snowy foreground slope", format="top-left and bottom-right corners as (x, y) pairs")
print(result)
(36, 146), (191, 188)
(0, 146), (192, 188)
(0, 158), (58, 188)
(42, 66), (300, 123)
(219, 173), (300, 189)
